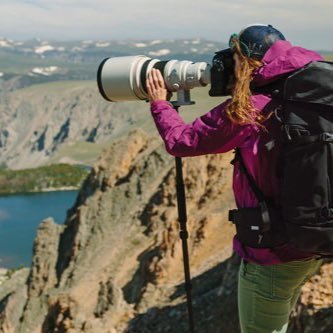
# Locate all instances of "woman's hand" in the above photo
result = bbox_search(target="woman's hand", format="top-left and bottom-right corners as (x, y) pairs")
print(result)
(146, 68), (169, 102)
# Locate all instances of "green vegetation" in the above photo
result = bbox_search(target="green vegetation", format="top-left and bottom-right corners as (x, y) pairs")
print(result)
(5, 266), (25, 279)
(325, 54), (333, 61)
(0, 164), (89, 195)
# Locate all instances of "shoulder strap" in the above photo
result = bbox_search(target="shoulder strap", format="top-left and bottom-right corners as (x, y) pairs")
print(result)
(232, 148), (271, 231)
(233, 149), (266, 202)
(250, 77), (286, 98)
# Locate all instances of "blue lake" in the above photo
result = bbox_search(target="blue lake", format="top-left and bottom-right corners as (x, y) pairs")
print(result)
(0, 190), (78, 269)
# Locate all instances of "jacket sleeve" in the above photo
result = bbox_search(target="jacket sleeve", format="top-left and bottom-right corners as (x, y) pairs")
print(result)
(150, 100), (256, 157)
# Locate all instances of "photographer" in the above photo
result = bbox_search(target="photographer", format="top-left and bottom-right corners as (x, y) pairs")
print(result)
(146, 24), (324, 333)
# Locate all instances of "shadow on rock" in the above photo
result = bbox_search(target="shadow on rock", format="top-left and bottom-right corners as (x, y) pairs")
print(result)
(126, 254), (241, 333)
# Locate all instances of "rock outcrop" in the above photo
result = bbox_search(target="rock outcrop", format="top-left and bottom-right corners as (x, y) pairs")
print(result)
(0, 82), (151, 169)
(0, 130), (332, 333)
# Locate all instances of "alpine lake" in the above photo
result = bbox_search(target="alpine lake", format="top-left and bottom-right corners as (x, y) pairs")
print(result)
(0, 190), (78, 269)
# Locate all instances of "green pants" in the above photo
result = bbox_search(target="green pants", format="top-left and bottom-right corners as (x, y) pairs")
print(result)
(238, 257), (322, 333)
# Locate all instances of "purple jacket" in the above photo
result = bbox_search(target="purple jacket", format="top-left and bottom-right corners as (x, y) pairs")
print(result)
(149, 41), (323, 265)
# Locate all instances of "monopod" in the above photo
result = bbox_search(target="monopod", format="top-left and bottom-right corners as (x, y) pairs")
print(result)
(171, 90), (195, 333)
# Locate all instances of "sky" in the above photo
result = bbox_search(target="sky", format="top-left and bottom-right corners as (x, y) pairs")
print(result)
(1, 0), (333, 50)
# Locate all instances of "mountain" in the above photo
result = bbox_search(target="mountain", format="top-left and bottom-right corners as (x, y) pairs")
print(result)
(0, 37), (226, 88)
(0, 38), (331, 170)
(0, 80), (220, 170)
(0, 81), (149, 169)
(0, 130), (331, 332)
(0, 37), (331, 89)
(0, 37), (226, 170)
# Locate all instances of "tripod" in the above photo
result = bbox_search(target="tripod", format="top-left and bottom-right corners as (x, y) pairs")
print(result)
(171, 90), (195, 333)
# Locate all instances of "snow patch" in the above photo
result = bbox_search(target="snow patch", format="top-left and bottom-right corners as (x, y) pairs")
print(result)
(35, 45), (55, 54)
(148, 49), (171, 57)
(134, 43), (147, 48)
(71, 46), (84, 52)
(192, 39), (201, 45)
(0, 73), (3, 77)
(0, 40), (11, 47)
(150, 40), (162, 45)
(96, 42), (110, 48)
(31, 66), (59, 76)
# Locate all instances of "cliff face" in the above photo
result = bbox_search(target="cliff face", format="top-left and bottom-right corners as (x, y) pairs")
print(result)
(0, 82), (151, 169)
(0, 130), (332, 333)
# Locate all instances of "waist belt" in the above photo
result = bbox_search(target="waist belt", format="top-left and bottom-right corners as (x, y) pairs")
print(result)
(229, 206), (289, 248)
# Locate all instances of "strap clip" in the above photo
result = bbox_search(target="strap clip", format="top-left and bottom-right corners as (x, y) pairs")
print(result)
(320, 132), (333, 143)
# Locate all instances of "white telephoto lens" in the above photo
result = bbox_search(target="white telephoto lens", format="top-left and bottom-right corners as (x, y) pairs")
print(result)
(163, 61), (211, 92)
(97, 56), (212, 102)
(98, 55), (155, 101)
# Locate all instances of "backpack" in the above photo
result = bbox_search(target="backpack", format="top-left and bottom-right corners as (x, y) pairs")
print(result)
(228, 61), (333, 256)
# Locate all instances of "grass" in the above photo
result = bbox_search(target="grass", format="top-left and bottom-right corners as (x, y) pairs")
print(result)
(5, 266), (25, 279)
(324, 54), (333, 61)
(0, 164), (89, 195)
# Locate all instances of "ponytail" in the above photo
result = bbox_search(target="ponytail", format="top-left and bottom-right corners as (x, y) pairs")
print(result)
(225, 39), (267, 126)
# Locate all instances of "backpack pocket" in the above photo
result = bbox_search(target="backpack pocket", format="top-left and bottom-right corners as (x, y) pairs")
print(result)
(281, 138), (332, 224)
(286, 221), (333, 254)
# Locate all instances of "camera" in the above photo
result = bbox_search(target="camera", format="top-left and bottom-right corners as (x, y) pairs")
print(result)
(97, 49), (235, 102)
(209, 48), (235, 97)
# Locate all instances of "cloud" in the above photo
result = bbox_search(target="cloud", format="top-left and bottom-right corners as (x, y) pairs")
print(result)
(0, 0), (332, 49)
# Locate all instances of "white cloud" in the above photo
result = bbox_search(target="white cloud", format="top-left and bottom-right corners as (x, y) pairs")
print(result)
(0, 0), (332, 50)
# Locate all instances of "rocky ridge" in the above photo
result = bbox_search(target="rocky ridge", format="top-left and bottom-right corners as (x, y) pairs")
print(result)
(0, 79), (219, 170)
(0, 82), (151, 169)
(0, 130), (332, 333)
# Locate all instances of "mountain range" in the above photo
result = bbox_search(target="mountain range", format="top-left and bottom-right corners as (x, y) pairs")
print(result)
(1, 37), (331, 90)
(0, 38), (228, 169)
(0, 37), (226, 88)
(0, 38), (332, 170)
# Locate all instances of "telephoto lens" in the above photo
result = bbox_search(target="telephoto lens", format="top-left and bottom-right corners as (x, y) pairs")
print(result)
(97, 55), (211, 102)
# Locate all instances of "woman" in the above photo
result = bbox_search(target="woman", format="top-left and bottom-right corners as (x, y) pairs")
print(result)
(146, 24), (323, 333)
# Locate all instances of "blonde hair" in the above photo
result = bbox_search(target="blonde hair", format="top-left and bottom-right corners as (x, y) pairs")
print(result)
(225, 39), (266, 126)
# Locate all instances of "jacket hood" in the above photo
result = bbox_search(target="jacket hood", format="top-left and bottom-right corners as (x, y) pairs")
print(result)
(252, 40), (324, 86)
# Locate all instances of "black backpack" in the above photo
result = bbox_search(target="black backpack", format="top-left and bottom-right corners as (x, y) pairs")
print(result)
(229, 61), (333, 256)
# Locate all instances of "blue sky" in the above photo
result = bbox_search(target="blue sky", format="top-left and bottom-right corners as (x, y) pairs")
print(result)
(1, 0), (333, 50)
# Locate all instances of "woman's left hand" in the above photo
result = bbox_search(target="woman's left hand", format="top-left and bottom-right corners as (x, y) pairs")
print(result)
(146, 68), (169, 102)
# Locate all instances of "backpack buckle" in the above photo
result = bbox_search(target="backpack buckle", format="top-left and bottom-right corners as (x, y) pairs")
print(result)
(318, 206), (333, 219)
(320, 132), (333, 142)
(260, 201), (271, 232)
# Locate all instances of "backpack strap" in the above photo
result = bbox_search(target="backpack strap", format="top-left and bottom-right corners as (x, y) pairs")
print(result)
(231, 148), (271, 231)
(232, 149), (265, 200)
(250, 77), (286, 98)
